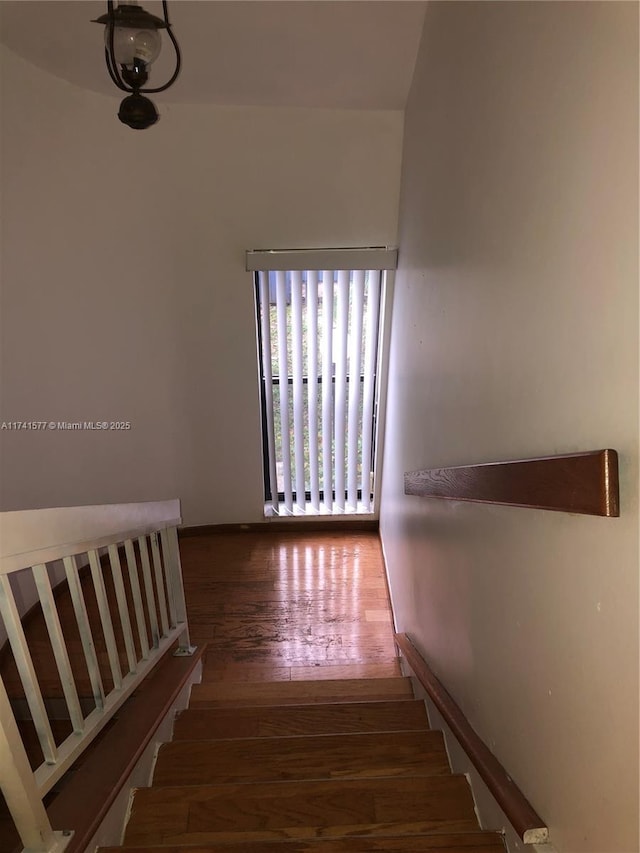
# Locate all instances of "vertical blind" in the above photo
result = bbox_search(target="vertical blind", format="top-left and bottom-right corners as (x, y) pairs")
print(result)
(250, 248), (397, 517)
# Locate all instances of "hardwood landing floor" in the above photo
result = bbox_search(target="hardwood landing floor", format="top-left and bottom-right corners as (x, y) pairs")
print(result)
(179, 529), (400, 681)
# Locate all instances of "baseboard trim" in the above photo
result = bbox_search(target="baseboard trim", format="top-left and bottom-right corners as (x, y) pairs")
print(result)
(179, 519), (379, 537)
(395, 632), (548, 846)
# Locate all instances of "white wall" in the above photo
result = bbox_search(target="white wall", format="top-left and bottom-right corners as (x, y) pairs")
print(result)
(380, 3), (638, 853)
(0, 46), (402, 524)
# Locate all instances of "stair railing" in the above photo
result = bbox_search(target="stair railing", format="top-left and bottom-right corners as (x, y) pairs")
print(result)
(0, 500), (193, 853)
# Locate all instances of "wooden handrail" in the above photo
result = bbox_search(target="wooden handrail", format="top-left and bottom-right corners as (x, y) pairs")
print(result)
(404, 449), (619, 516)
(395, 633), (548, 845)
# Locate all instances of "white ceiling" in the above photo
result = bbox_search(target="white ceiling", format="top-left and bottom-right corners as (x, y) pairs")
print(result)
(0, 1), (426, 109)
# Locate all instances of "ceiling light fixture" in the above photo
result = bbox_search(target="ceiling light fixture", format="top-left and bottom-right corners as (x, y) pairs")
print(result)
(93, 1), (181, 130)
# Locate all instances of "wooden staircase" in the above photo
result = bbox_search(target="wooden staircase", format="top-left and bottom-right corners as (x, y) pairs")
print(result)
(99, 674), (505, 853)
(0, 531), (514, 852)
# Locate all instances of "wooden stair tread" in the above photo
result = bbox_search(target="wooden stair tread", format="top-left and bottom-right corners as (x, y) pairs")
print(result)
(173, 700), (429, 740)
(100, 830), (505, 852)
(189, 677), (414, 708)
(154, 730), (449, 786)
(124, 775), (478, 846)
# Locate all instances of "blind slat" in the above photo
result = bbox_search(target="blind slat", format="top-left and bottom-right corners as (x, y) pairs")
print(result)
(276, 271), (293, 514)
(321, 270), (334, 513)
(333, 270), (350, 513)
(361, 271), (381, 511)
(291, 271), (306, 510)
(307, 271), (320, 511)
(258, 271), (280, 511)
(347, 270), (365, 509)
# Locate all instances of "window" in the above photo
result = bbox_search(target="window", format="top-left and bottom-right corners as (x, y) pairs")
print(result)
(248, 248), (396, 517)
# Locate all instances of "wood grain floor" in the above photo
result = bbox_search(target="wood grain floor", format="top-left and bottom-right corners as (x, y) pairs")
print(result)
(180, 530), (400, 681)
(3, 529), (385, 698)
